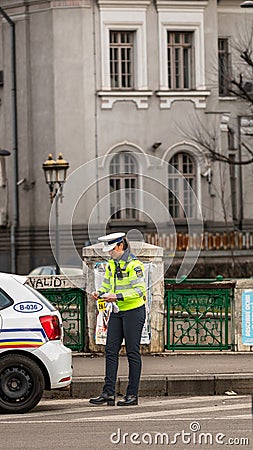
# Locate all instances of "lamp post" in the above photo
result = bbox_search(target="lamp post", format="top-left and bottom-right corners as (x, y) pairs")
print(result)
(0, 149), (10, 228)
(0, 7), (18, 273)
(42, 153), (69, 275)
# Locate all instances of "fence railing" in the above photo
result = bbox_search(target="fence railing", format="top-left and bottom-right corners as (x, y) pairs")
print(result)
(164, 281), (235, 350)
(145, 231), (253, 252)
(39, 287), (86, 352)
(28, 274), (238, 352)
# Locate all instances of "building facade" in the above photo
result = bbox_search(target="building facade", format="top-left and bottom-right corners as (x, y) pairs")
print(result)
(0, 0), (253, 276)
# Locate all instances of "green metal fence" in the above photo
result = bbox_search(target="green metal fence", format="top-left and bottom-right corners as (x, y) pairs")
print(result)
(165, 281), (235, 350)
(40, 288), (86, 352)
(38, 278), (235, 352)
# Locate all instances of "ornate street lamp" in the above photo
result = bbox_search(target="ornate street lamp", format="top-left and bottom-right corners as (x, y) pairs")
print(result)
(42, 153), (69, 274)
(43, 153), (69, 203)
(0, 149), (11, 188)
(241, 1), (253, 7)
(0, 149), (11, 157)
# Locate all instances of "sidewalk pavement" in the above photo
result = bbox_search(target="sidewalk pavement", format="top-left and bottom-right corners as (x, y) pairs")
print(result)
(53, 352), (253, 399)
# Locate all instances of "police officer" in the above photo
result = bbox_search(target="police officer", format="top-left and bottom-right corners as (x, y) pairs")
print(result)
(89, 232), (146, 407)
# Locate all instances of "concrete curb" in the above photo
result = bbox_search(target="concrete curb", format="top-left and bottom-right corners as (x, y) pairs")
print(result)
(44, 374), (253, 399)
(72, 352), (253, 357)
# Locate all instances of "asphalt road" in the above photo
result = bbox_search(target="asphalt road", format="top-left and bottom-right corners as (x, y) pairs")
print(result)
(0, 395), (252, 449)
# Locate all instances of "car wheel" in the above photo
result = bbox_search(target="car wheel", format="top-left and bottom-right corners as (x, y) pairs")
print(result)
(0, 354), (45, 414)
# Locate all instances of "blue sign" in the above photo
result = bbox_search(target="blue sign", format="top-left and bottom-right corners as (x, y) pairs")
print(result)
(242, 291), (253, 345)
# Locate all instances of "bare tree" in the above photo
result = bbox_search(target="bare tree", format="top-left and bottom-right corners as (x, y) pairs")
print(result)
(179, 115), (253, 165)
(174, 22), (253, 274)
(228, 23), (253, 106)
(179, 21), (253, 165)
(176, 116), (237, 269)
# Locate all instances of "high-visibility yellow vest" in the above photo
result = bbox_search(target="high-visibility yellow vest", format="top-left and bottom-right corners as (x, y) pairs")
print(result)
(98, 253), (146, 311)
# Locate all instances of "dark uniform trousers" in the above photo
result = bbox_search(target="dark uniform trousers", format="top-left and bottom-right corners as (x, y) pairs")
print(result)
(103, 304), (146, 397)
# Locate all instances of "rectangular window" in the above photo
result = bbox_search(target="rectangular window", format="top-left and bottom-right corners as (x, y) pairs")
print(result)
(168, 153), (196, 219)
(124, 178), (136, 219)
(218, 38), (231, 96)
(109, 153), (138, 220)
(110, 31), (134, 90)
(110, 178), (121, 219)
(167, 31), (193, 90)
(110, 176), (137, 219)
(168, 178), (180, 218)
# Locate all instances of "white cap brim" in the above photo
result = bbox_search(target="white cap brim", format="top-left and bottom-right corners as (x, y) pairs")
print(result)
(98, 232), (125, 252)
(102, 242), (118, 252)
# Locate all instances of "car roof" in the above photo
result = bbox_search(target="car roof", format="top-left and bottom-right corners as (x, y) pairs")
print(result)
(28, 266), (83, 275)
(0, 272), (27, 285)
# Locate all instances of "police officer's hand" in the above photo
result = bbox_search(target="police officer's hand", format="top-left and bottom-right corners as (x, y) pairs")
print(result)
(103, 293), (117, 303)
(91, 291), (99, 300)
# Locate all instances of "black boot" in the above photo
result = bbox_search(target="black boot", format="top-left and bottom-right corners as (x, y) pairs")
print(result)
(89, 393), (115, 406)
(117, 395), (138, 406)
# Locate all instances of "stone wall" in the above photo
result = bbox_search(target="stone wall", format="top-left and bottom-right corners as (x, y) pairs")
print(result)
(26, 256), (253, 353)
(82, 242), (165, 353)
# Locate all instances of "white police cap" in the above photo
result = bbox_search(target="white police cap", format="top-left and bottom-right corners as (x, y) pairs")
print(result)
(98, 232), (126, 252)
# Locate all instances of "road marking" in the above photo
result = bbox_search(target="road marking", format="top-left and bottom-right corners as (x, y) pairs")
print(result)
(42, 395), (244, 403)
(0, 401), (250, 424)
(69, 402), (250, 422)
(36, 394), (248, 415)
(0, 396), (249, 420)
(0, 416), (251, 424)
(40, 394), (247, 408)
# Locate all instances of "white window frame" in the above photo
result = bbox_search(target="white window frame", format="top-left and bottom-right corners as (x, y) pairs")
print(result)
(218, 37), (231, 97)
(162, 141), (207, 221)
(167, 30), (194, 90)
(109, 153), (139, 221)
(98, 142), (147, 223)
(109, 30), (135, 90)
(97, 1), (152, 109)
(168, 152), (197, 219)
(156, 1), (210, 109)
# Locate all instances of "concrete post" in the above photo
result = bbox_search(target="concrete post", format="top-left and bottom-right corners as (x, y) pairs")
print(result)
(82, 241), (164, 353)
(233, 279), (253, 352)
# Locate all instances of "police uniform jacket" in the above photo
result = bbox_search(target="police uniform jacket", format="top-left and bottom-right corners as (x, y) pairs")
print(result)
(98, 249), (146, 311)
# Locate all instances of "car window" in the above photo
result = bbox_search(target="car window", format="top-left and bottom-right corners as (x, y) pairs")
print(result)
(25, 285), (56, 312)
(0, 289), (14, 310)
(41, 267), (55, 275)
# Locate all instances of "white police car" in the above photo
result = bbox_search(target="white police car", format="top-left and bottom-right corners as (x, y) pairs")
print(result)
(0, 272), (72, 413)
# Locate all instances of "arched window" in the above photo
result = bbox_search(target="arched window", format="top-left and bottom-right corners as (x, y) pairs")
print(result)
(168, 153), (196, 218)
(109, 153), (138, 220)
